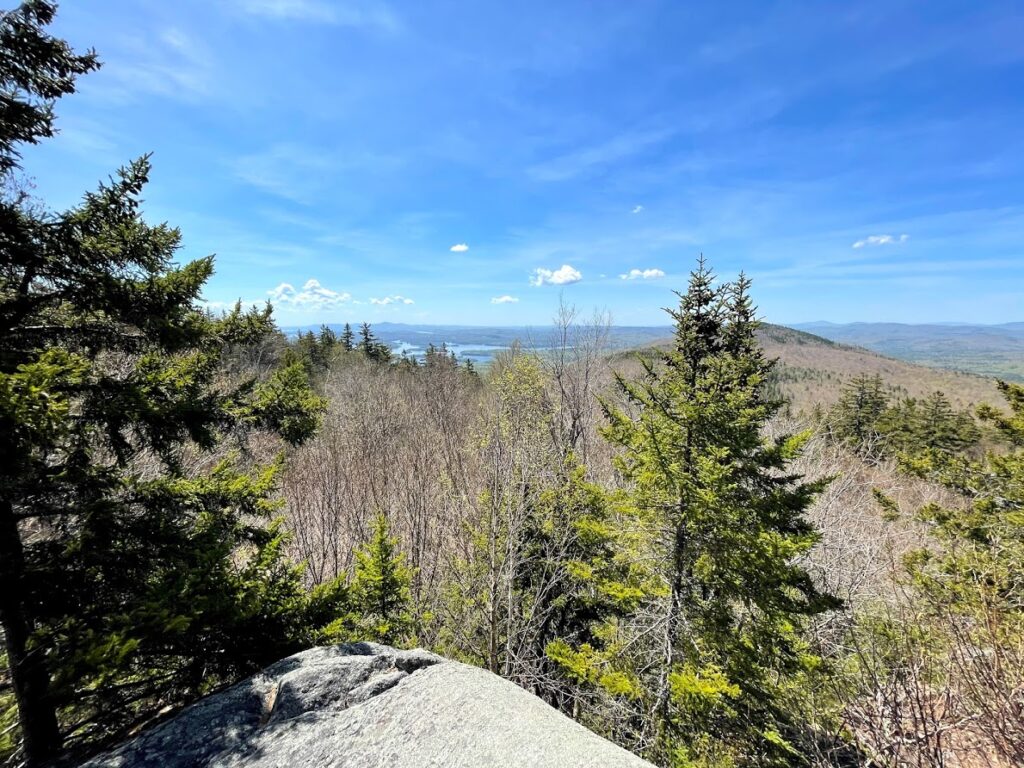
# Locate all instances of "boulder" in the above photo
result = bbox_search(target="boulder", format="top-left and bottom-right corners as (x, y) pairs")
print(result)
(81, 642), (654, 767)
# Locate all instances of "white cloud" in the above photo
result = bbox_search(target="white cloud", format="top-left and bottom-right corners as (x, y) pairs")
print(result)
(632, 205), (644, 214)
(491, 295), (519, 304)
(529, 264), (582, 286)
(852, 233), (909, 249)
(236, 0), (400, 30)
(619, 268), (665, 280)
(269, 279), (351, 309)
(370, 295), (415, 305)
(450, 243), (469, 252)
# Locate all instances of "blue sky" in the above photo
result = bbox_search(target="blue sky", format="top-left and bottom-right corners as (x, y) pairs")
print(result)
(20, 0), (1024, 326)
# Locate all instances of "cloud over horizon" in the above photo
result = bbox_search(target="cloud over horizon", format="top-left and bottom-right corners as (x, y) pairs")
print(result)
(268, 279), (351, 309)
(490, 295), (519, 304)
(370, 294), (415, 305)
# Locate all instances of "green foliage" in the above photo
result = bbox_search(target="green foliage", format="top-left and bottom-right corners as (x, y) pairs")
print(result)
(351, 513), (414, 645)
(602, 262), (838, 766)
(524, 459), (651, 708)
(358, 322), (392, 363)
(293, 325), (342, 374)
(340, 322), (355, 352)
(828, 377), (979, 459)
(0, 0), (99, 174)
(906, 381), (1024, 625)
(829, 375), (889, 450)
(0, 6), (336, 762)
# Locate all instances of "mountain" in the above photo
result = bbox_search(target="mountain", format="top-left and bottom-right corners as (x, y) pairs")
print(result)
(792, 322), (1024, 381)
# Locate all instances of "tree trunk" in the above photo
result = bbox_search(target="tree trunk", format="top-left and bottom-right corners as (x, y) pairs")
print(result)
(0, 499), (61, 766)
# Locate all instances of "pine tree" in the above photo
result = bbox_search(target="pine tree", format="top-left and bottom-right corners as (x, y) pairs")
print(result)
(602, 259), (838, 766)
(352, 513), (413, 646)
(340, 322), (354, 352)
(0, 5), (335, 762)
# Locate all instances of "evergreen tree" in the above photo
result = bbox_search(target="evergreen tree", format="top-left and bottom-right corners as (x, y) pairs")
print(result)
(340, 322), (354, 352)
(829, 374), (889, 452)
(897, 381), (1024, 765)
(0, 5), (338, 762)
(0, 3), (99, 759)
(853, 390), (980, 460)
(524, 458), (649, 713)
(357, 321), (391, 364)
(602, 259), (838, 766)
(358, 321), (376, 355)
(351, 513), (413, 646)
(915, 390), (979, 454)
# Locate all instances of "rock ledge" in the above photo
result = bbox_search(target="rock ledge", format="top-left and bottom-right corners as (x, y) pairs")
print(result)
(81, 642), (654, 767)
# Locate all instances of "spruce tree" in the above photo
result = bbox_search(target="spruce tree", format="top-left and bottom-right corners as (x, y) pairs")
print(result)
(352, 513), (413, 646)
(829, 374), (889, 452)
(524, 458), (649, 713)
(358, 322), (376, 356)
(602, 259), (838, 766)
(340, 322), (354, 352)
(357, 321), (391, 363)
(0, 4), (335, 762)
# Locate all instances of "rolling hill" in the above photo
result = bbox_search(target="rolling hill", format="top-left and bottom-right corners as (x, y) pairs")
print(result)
(758, 324), (1003, 413)
(794, 322), (1024, 382)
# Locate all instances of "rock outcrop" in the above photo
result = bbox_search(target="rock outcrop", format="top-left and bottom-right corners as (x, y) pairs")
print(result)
(82, 642), (654, 767)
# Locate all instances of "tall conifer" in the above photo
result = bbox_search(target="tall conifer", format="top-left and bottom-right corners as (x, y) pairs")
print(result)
(0, 4), (332, 762)
(602, 258), (838, 766)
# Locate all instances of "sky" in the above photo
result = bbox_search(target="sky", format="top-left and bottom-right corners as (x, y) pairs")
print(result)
(18, 0), (1024, 326)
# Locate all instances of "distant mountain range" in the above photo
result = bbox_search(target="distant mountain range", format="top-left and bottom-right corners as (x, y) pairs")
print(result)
(793, 322), (1024, 381)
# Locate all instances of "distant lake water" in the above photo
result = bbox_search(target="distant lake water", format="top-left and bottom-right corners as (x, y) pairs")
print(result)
(390, 341), (510, 364)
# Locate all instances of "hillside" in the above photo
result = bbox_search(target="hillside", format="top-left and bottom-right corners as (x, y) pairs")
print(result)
(794, 322), (1024, 382)
(759, 323), (1004, 412)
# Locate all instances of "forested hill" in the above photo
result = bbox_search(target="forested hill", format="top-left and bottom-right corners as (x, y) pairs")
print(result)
(757, 323), (1004, 412)
(794, 321), (1024, 381)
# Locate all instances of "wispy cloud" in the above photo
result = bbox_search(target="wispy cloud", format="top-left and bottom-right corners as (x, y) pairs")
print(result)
(632, 205), (644, 214)
(233, 144), (334, 203)
(235, 0), (400, 31)
(852, 233), (910, 248)
(528, 128), (673, 182)
(620, 267), (665, 280)
(233, 144), (402, 203)
(370, 295), (414, 305)
(95, 28), (213, 103)
(530, 264), (582, 286)
(490, 295), (519, 304)
(449, 243), (469, 252)
(269, 279), (351, 308)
